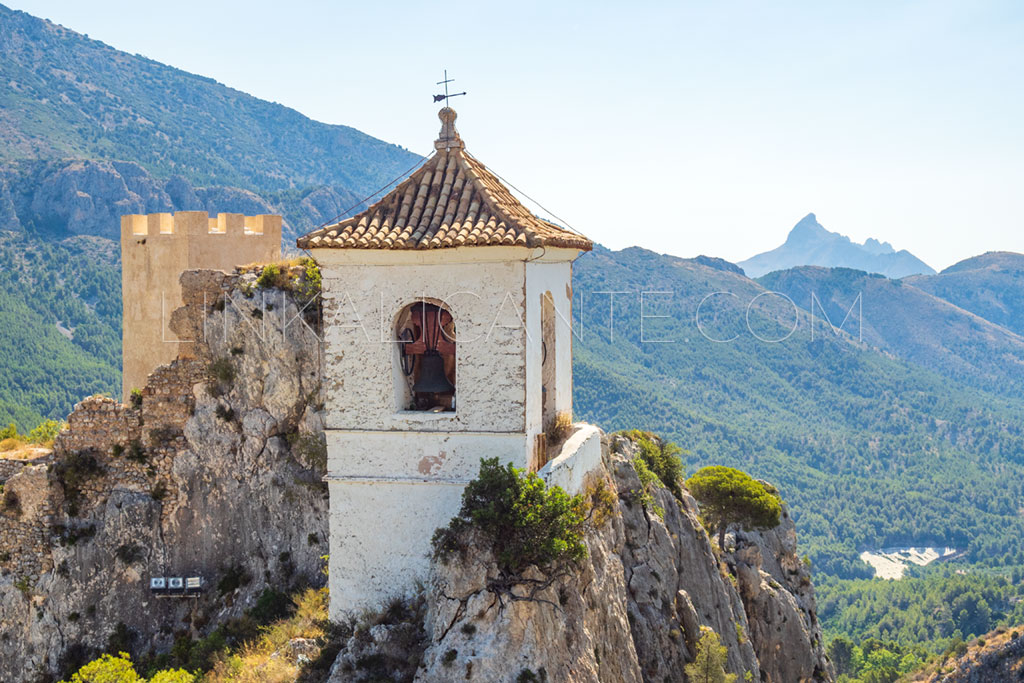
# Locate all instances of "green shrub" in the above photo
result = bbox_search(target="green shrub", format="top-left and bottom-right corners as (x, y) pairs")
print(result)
(28, 419), (64, 444)
(217, 564), (251, 596)
(115, 543), (145, 564)
(130, 388), (143, 409)
(256, 263), (287, 289)
(150, 482), (168, 501)
(618, 430), (686, 499)
(298, 257), (322, 299)
(209, 358), (235, 384)
(54, 449), (103, 516)
(632, 455), (665, 518)
(248, 588), (292, 624)
(63, 652), (141, 682)
(0, 422), (17, 440)
(288, 432), (327, 472)
(432, 458), (587, 575)
(127, 440), (146, 464)
(107, 621), (135, 654)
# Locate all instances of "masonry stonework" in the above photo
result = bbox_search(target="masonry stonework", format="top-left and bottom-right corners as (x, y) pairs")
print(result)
(120, 211), (281, 401)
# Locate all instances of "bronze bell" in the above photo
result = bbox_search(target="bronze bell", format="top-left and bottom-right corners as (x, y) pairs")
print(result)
(413, 350), (454, 394)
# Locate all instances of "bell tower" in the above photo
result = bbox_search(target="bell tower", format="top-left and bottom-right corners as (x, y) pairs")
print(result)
(299, 107), (593, 617)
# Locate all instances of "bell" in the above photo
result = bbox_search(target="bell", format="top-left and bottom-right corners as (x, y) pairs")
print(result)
(412, 350), (454, 394)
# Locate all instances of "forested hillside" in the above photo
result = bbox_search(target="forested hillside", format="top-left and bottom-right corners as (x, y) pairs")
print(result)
(0, 231), (120, 428)
(0, 4), (418, 200)
(907, 252), (1024, 337)
(571, 246), (1024, 580)
(760, 265), (1024, 399)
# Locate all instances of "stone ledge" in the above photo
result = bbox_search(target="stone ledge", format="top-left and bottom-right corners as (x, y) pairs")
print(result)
(537, 422), (603, 495)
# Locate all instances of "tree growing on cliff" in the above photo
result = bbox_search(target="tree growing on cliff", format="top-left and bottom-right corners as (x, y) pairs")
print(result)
(686, 466), (782, 549)
(432, 458), (587, 575)
(684, 627), (737, 683)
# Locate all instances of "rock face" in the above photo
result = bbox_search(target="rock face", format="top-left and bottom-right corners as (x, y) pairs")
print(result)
(341, 434), (831, 683)
(0, 159), (362, 241)
(925, 631), (1024, 683)
(0, 271), (328, 681)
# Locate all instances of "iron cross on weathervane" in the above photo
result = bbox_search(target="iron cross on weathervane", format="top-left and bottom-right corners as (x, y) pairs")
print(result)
(433, 70), (466, 105)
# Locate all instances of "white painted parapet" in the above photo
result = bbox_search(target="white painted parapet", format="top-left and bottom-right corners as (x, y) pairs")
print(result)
(538, 423), (603, 495)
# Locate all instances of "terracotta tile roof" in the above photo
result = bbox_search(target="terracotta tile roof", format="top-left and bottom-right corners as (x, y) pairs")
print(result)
(296, 108), (592, 252)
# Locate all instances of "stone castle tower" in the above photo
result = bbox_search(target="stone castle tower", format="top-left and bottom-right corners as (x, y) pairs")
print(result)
(298, 108), (594, 617)
(120, 211), (281, 401)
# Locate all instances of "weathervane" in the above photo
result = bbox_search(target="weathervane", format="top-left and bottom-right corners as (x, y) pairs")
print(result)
(433, 70), (466, 105)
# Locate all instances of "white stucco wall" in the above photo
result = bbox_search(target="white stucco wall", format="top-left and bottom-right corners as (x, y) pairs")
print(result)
(327, 480), (464, 616)
(316, 251), (528, 433)
(524, 260), (576, 438)
(537, 423), (603, 496)
(325, 431), (529, 482)
(312, 246), (583, 618)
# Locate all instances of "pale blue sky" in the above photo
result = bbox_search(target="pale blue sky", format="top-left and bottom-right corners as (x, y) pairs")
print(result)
(11, 0), (1024, 269)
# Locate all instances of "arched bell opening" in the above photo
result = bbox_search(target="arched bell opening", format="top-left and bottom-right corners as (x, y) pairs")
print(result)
(394, 300), (457, 412)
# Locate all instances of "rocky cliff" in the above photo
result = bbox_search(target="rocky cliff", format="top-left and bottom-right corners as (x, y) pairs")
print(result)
(0, 271), (830, 682)
(0, 158), (363, 242)
(327, 434), (831, 683)
(0, 268), (328, 681)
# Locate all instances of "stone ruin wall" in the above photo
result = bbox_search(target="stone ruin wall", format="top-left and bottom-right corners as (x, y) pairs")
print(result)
(0, 359), (205, 584)
(0, 263), (248, 588)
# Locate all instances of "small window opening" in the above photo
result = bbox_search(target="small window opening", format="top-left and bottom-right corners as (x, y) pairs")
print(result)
(396, 301), (456, 412)
(541, 291), (557, 430)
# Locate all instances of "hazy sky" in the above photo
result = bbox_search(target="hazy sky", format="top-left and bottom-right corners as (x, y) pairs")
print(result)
(10, 0), (1024, 270)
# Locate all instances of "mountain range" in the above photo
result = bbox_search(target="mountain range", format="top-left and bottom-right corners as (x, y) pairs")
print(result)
(739, 212), (936, 278)
(2, 1), (1024, 598)
(0, 2), (420, 240)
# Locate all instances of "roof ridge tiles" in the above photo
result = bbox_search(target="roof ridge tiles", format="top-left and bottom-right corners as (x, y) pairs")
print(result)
(296, 110), (591, 253)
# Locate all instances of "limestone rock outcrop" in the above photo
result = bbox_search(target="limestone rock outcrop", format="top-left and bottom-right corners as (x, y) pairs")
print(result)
(0, 271), (327, 681)
(336, 434), (831, 683)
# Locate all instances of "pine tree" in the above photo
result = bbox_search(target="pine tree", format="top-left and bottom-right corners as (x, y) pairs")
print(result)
(684, 627), (738, 683)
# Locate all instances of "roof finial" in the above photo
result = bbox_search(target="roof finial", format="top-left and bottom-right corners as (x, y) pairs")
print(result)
(435, 105), (464, 150)
(433, 70), (466, 151)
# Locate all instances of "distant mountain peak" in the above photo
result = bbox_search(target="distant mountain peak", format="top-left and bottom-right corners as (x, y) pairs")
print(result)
(740, 214), (934, 279)
(786, 213), (831, 243)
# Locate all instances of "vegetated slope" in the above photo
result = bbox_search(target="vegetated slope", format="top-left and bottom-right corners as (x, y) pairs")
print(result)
(907, 251), (1024, 338)
(739, 213), (935, 278)
(816, 566), (1024, 675)
(0, 3), (417, 197)
(0, 231), (120, 428)
(571, 246), (1024, 578)
(0, 4), (425, 241)
(759, 265), (1024, 399)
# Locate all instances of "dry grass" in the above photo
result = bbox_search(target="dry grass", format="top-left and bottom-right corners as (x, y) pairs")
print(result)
(0, 438), (52, 460)
(204, 588), (328, 683)
(545, 411), (575, 447)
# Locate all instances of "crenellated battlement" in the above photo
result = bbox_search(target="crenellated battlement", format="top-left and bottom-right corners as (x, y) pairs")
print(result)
(120, 211), (281, 401)
(121, 211), (282, 240)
